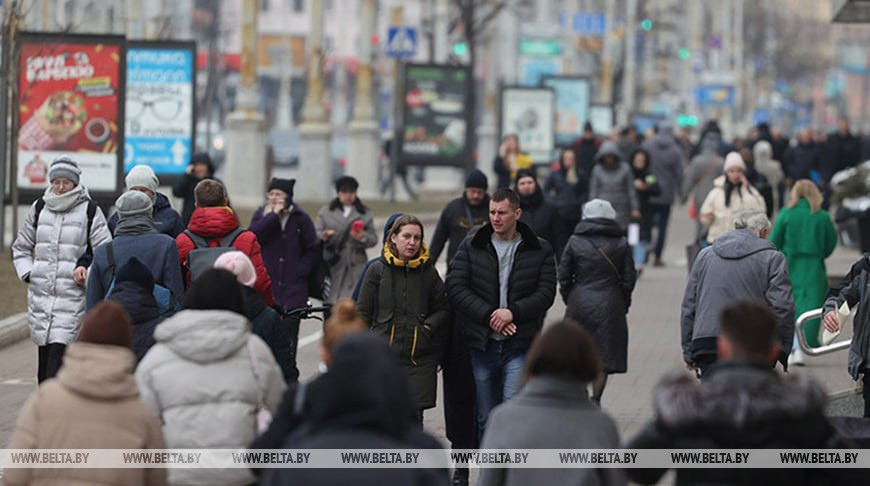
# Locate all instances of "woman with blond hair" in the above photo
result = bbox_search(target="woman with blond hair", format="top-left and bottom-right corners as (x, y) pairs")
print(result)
(771, 179), (837, 364)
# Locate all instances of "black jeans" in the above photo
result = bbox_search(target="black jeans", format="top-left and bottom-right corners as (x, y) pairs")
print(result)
(649, 203), (671, 261)
(285, 314), (301, 383)
(863, 374), (870, 418)
(37, 343), (66, 383)
(442, 313), (479, 449)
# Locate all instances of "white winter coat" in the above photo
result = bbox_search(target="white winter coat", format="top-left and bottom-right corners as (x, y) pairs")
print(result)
(135, 309), (285, 486)
(700, 176), (767, 243)
(12, 190), (111, 345)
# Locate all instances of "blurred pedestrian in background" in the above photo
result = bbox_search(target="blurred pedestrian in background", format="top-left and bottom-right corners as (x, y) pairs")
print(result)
(109, 164), (184, 237)
(316, 176), (378, 300)
(545, 148), (588, 234)
(172, 152), (221, 224)
(700, 152), (767, 244)
(494, 133), (533, 189)
(641, 122), (685, 267)
(429, 169), (490, 268)
(629, 149), (661, 271)
(753, 140), (785, 215)
(515, 169), (566, 256)
(589, 140), (639, 230)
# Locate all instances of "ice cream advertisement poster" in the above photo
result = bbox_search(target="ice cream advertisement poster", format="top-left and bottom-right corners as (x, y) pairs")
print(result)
(17, 34), (125, 194)
(125, 42), (195, 176)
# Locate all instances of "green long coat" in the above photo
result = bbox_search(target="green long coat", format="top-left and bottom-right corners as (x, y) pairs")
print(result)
(771, 199), (837, 347)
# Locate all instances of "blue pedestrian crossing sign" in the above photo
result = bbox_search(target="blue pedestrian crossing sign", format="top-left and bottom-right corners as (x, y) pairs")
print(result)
(386, 26), (418, 58)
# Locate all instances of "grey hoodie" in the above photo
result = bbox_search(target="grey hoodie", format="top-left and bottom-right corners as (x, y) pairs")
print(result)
(590, 140), (638, 229)
(641, 129), (685, 205)
(681, 229), (795, 362)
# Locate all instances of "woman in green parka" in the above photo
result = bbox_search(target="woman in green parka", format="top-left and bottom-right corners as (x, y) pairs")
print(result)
(771, 180), (837, 362)
(356, 214), (450, 423)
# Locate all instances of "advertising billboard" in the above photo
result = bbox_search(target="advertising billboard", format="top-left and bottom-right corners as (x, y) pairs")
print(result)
(125, 41), (196, 177)
(542, 76), (591, 146)
(17, 32), (125, 197)
(499, 87), (555, 164)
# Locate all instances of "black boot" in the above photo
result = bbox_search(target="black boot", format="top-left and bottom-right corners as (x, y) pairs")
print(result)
(452, 467), (469, 486)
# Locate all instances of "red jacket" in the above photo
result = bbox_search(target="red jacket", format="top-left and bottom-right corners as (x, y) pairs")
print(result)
(176, 206), (276, 307)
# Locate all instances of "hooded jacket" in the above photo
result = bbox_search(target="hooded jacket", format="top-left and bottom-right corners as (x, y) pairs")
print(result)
(135, 310), (285, 486)
(627, 361), (855, 486)
(108, 192), (185, 238)
(108, 281), (162, 363)
(559, 218), (636, 374)
(7, 342), (166, 486)
(12, 189), (112, 345)
(356, 244), (451, 409)
(429, 193), (490, 267)
(259, 333), (447, 486)
(176, 206), (275, 306)
(446, 222), (556, 352)
(250, 203), (320, 310)
(682, 137), (723, 209)
(518, 183), (566, 256)
(589, 141), (639, 229)
(700, 175), (767, 243)
(478, 376), (625, 486)
(681, 229), (795, 363)
(641, 129), (685, 205)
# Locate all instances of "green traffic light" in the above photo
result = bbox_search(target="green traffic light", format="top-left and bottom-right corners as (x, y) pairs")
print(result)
(678, 47), (691, 60)
(640, 19), (652, 31)
(453, 42), (468, 56)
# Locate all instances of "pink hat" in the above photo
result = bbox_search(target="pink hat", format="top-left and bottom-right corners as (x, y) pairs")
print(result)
(213, 251), (257, 287)
(723, 152), (746, 172)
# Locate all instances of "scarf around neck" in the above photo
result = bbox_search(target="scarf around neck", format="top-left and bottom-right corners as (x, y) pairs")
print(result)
(42, 184), (86, 213)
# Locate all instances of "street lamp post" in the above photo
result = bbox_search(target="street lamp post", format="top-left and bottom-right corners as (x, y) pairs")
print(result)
(297, 0), (333, 201)
(224, 0), (267, 209)
(346, 0), (380, 199)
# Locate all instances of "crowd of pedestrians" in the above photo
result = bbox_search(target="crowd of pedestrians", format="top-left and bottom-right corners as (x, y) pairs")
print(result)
(6, 113), (870, 485)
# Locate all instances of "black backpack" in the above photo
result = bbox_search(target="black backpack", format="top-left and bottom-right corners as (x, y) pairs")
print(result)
(183, 227), (245, 281)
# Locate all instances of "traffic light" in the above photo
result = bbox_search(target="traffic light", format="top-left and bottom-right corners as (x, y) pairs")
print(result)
(678, 47), (691, 60)
(640, 19), (653, 31)
(453, 41), (468, 57)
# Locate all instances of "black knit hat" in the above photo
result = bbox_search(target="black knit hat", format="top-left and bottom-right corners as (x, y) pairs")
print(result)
(465, 169), (488, 190)
(335, 175), (359, 192)
(515, 168), (536, 184)
(268, 178), (295, 200)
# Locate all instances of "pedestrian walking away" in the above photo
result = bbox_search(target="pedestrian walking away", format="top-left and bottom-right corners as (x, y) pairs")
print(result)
(315, 176), (378, 301)
(589, 140), (640, 230)
(446, 188), (556, 438)
(640, 122), (685, 267)
(558, 199), (637, 403)
(12, 155), (112, 382)
(109, 164), (184, 237)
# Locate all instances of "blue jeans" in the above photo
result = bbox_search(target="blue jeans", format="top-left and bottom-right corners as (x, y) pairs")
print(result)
(632, 241), (648, 268)
(470, 340), (527, 439)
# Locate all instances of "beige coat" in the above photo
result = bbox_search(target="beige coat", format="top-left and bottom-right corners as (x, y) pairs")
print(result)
(6, 342), (166, 486)
(700, 176), (767, 243)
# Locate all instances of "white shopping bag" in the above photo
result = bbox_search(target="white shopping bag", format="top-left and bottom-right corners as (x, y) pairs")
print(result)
(627, 223), (640, 246)
(820, 301), (851, 346)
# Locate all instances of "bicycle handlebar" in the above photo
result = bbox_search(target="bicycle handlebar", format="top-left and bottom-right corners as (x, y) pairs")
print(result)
(281, 304), (332, 320)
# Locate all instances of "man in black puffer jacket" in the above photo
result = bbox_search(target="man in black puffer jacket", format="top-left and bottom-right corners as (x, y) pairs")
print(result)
(446, 188), (556, 439)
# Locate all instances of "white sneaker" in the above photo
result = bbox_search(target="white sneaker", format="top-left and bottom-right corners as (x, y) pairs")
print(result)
(788, 348), (806, 367)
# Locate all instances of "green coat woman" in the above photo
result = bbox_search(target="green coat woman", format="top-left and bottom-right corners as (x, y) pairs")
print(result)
(771, 180), (837, 347)
(357, 215), (450, 413)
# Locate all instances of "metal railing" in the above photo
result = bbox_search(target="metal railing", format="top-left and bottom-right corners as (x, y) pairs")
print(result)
(795, 308), (851, 356)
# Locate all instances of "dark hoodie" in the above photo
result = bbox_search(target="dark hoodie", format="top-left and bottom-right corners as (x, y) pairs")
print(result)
(172, 154), (221, 224)
(627, 360), (858, 486)
(257, 334), (448, 486)
(107, 258), (162, 363)
(516, 170), (566, 256)
(641, 125), (685, 205)
(108, 192), (184, 238)
(681, 229), (795, 364)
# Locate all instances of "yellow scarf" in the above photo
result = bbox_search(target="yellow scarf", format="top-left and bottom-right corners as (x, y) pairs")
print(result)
(383, 244), (430, 269)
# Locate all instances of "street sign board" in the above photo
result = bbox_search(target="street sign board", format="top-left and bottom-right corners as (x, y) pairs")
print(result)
(500, 87), (555, 164)
(519, 38), (562, 56)
(695, 84), (735, 106)
(386, 26), (418, 58)
(541, 76), (591, 146)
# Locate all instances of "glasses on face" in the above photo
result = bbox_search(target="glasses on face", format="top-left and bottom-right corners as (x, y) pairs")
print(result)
(126, 96), (182, 121)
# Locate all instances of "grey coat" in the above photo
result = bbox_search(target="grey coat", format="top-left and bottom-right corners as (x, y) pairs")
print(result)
(681, 229), (795, 363)
(12, 192), (112, 345)
(478, 376), (626, 486)
(559, 218), (637, 373)
(641, 132), (685, 205)
(315, 203), (378, 301)
(823, 263), (870, 380)
(682, 152), (722, 209)
(589, 146), (638, 230)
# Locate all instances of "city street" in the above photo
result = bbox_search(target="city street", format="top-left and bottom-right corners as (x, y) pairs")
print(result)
(1, 207), (863, 448)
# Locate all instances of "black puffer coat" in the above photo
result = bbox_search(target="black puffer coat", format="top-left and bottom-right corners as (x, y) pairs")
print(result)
(519, 186), (566, 257)
(558, 218), (636, 373)
(446, 222), (557, 353)
(627, 360), (859, 486)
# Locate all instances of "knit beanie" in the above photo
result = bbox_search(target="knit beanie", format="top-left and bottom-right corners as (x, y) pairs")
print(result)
(125, 165), (160, 193)
(268, 178), (295, 200)
(77, 301), (133, 349)
(48, 155), (81, 185)
(515, 168), (537, 184)
(465, 169), (488, 190)
(582, 198), (617, 220)
(115, 190), (153, 219)
(113, 257), (155, 293)
(213, 251), (257, 288)
(723, 152), (746, 172)
(335, 175), (359, 192)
